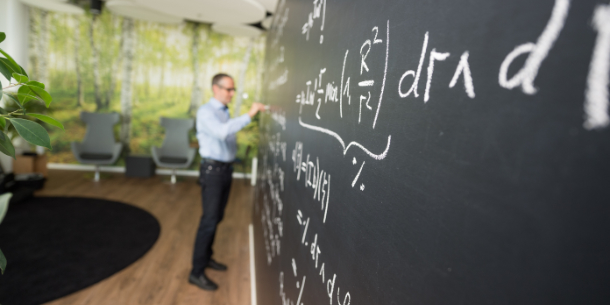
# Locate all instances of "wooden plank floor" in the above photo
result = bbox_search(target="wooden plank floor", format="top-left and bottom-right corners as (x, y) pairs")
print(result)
(36, 170), (253, 305)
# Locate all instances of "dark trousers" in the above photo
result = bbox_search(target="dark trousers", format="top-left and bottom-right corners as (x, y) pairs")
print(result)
(191, 161), (233, 276)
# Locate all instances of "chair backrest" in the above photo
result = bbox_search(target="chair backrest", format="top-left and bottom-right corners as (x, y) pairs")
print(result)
(79, 112), (120, 154)
(158, 117), (194, 158)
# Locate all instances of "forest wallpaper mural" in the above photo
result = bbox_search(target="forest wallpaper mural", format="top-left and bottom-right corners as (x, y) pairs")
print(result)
(27, 7), (266, 169)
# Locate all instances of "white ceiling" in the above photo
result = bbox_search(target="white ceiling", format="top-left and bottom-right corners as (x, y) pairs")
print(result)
(106, 0), (182, 24)
(133, 0), (266, 24)
(257, 0), (278, 13)
(19, 0), (84, 14)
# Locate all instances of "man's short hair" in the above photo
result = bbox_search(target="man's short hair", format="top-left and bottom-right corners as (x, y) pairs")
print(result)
(212, 73), (232, 88)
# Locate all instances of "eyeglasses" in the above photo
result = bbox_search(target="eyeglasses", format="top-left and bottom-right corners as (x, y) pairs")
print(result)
(216, 84), (236, 93)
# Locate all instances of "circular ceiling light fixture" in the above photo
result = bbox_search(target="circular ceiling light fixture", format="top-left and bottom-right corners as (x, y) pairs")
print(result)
(212, 23), (262, 38)
(261, 16), (273, 29)
(19, 0), (84, 14)
(255, 0), (278, 13)
(106, 0), (183, 24)
(133, 0), (266, 24)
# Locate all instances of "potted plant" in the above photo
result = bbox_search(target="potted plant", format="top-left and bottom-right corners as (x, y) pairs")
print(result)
(0, 31), (63, 275)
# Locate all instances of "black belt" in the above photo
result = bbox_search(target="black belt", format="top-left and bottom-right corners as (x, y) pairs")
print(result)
(202, 158), (233, 166)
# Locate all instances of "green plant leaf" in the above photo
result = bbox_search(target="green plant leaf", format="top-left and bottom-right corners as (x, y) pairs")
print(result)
(0, 247), (6, 275)
(5, 94), (25, 113)
(0, 117), (6, 130)
(17, 85), (51, 107)
(0, 193), (11, 224)
(11, 73), (28, 84)
(0, 58), (15, 80)
(17, 85), (37, 105)
(19, 65), (28, 78)
(0, 32), (5, 43)
(0, 48), (19, 71)
(26, 85), (52, 107)
(0, 79), (3, 97)
(7, 118), (51, 149)
(28, 113), (63, 130)
(0, 131), (15, 159)
(0, 193), (10, 225)
(26, 81), (45, 89)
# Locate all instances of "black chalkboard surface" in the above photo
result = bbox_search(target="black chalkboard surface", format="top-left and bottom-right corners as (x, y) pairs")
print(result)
(252, 0), (610, 304)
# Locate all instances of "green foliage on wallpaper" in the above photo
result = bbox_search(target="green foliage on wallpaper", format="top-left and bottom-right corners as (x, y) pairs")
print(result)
(0, 31), (63, 160)
(33, 8), (266, 169)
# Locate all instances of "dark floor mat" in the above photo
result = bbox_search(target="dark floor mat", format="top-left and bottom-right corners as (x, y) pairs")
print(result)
(0, 196), (161, 305)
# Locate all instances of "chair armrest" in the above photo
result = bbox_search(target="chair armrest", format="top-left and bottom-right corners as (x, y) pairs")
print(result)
(185, 147), (196, 167)
(71, 142), (83, 162)
(109, 143), (123, 164)
(151, 146), (161, 165)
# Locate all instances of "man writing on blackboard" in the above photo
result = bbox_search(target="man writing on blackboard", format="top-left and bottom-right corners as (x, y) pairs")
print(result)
(189, 73), (266, 290)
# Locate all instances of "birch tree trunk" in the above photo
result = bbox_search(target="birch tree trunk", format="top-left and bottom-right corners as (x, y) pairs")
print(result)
(38, 10), (49, 86)
(187, 23), (203, 115)
(255, 37), (266, 104)
(89, 16), (103, 111)
(120, 18), (135, 153)
(74, 16), (84, 107)
(105, 15), (121, 109)
(27, 7), (39, 81)
(158, 42), (166, 97)
(233, 38), (254, 116)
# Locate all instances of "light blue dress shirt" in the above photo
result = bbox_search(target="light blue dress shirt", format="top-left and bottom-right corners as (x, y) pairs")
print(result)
(196, 98), (251, 162)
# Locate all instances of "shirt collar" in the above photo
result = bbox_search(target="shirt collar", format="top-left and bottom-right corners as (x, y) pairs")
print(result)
(209, 97), (228, 110)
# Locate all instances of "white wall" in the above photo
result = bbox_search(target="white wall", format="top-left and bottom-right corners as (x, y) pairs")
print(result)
(0, 0), (29, 69)
(0, 0), (30, 172)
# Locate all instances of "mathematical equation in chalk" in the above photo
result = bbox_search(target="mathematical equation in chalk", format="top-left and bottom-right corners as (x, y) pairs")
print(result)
(292, 142), (332, 222)
(296, 20), (389, 130)
(294, 209), (352, 305)
(268, 132), (287, 162)
(302, 0), (326, 44)
(270, 108), (287, 131)
(292, 0), (610, 131)
(259, 150), (286, 265)
(267, 0), (290, 91)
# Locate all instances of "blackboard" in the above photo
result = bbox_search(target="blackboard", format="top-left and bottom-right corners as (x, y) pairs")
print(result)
(252, 0), (610, 304)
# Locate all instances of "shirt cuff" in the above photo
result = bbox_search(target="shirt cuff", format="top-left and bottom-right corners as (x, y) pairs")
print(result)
(238, 113), (251, 126)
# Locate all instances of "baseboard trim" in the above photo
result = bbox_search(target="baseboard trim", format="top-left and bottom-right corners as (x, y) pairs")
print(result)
(249, 224), (257, 305)
(47, 163), (252, 179)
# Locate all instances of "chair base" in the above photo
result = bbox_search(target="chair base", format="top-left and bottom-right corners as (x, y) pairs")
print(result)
(94, 165), (100, 182)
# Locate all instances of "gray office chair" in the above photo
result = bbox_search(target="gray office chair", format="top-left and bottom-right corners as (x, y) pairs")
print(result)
(71, 112), (122, 182)
(151, 117), (196, 184)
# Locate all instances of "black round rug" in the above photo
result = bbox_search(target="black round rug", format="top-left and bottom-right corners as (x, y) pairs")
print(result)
(0, 196), (160, 305)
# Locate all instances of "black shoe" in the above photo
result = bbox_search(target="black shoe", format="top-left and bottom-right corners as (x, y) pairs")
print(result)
(207, 259), (228, 271)
(188, 273), (218, 291)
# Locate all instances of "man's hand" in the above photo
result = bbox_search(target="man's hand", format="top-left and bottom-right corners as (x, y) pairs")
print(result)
(248, 102), (267, 118)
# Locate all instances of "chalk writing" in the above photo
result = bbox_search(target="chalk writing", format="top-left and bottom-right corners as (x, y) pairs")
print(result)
(297, 209), (352, 305)
(279, 271), (306, 305)
(270, 69), (289, 90)
(292, 142), (331, 223)
(272, 0), (290, 47)
(271, 108), (287, 131)
(499, 0), (569, 95)
(584, 3), (610, 129)
(298, 117), (391, 161)
(449, 51), (476, 98)
(302, 0), (326, 44)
